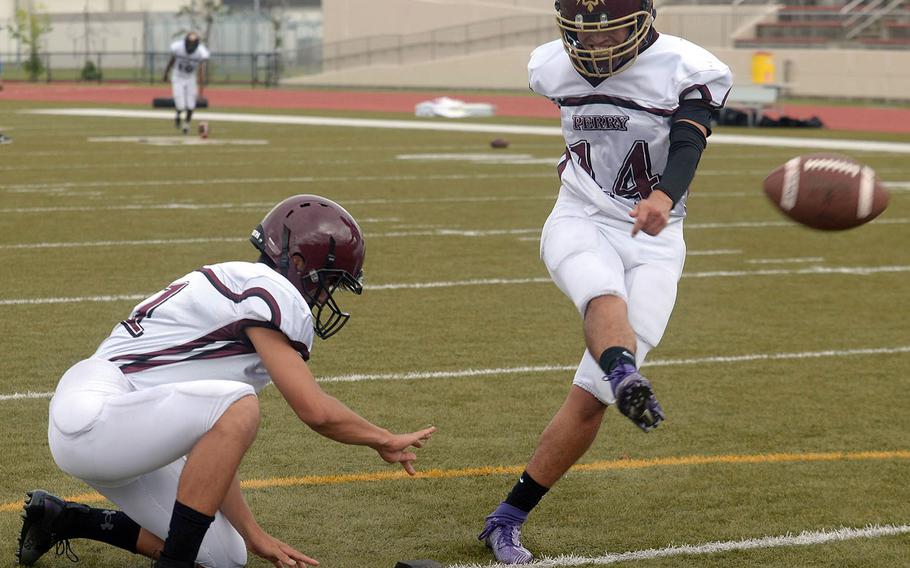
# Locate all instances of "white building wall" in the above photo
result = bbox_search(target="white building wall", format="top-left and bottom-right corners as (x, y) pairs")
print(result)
(285, 46), (910, 101)
(0, 0), (185, 16)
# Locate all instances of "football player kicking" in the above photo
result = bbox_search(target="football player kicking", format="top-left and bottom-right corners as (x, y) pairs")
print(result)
(478, 0), (732, 563)
(17, 195), (436, 568)
(163, 32), (209, 135)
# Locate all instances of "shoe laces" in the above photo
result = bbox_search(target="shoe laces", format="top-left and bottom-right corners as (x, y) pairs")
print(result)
(54, 538), (79, 563)
(496, 524), (524, 549)
(608, 363), (637, 390)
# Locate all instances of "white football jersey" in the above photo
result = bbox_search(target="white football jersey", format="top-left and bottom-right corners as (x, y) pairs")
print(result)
(169, 39), (210, 82)
(529, 34), (733, 219)
(94, 262), (314, 392)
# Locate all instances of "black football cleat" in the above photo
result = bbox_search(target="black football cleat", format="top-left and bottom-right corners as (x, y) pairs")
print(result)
(152, 555), (195, 568)
(17, 490), (81, 565)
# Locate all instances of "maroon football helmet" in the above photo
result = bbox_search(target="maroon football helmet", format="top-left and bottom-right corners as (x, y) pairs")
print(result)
(555, 0), (655, 78)
(185, 32), (200, 54)
(251, 195), (365, 340)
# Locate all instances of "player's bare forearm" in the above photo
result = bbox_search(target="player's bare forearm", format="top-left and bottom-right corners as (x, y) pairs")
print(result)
(245, 326), (391, 448)
(218, 474), (261, 542)
(305, 394), (393, 448)
(162, 57), (174, 82)
(220, 472), (321, 567)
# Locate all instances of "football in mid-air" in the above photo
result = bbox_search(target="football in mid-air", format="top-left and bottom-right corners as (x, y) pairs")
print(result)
(762, 153), (889, 230)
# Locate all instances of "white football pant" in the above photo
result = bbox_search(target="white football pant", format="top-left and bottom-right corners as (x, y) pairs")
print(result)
(48, 358), (254, 567)
(172, 80), (198, 111)
(540, 188), (686, 405)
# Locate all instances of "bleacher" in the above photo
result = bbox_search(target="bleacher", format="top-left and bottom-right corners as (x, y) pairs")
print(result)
(658, 0), (910, 48)
(728, 0), (910, 49)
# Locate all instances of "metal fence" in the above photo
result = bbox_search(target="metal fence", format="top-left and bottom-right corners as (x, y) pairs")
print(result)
(0, 51), (282, 85)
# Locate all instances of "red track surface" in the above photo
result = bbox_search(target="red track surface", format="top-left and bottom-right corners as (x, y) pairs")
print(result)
(2, 82), (909, 134)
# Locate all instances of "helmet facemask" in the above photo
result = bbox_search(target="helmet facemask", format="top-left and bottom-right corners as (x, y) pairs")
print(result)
(298, 264), (363, 340)
(185, 34), (200, 54)
(557, 5), (653, 78)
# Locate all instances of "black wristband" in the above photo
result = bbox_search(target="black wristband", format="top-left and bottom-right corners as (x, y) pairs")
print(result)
(655, 120), (707, 207)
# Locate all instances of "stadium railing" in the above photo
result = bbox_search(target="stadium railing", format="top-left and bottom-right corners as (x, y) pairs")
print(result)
(0, 51), (282, 86)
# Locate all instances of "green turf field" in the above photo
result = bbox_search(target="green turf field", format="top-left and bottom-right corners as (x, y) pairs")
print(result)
(0, 100), (908, 567)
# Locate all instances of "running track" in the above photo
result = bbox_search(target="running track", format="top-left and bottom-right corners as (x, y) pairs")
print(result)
(2, 82), (910, 134)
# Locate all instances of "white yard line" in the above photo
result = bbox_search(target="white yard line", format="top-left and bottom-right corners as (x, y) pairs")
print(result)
(25, 108), (910, 154)
(687, 218), (909, 229)
(448, 523), (910, 568)
(0, 293), (149, 306)
(746, 257), (825, 264)
(688, 249), (743, 256)
(322, 345), (910, 382)
(0, 391), (55, 402)
(0, 172), (553, 193)
(2, 264), (909, 306)
(3, 345), (908, 401)
(0, 196), (550, 212)
(1, 217), (908, 249)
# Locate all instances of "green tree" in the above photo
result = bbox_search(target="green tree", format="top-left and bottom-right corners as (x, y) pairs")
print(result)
(7, 7), (53, 81)
(177, 0), (227, 47)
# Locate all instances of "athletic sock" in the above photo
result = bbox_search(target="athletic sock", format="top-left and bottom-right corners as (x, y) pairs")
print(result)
(70, 509), (140, 553)
(55, 505), (141, 553)
(503, 470), (549, 514)
(185, 110), (193, 125)
(598, 346), (636, 375)
(160, 501), (214, 564)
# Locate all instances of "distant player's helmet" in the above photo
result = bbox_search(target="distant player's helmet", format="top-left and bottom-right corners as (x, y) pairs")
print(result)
(185, 32), (200, 54)
(251, 195), (365, 340)
(556, 0), (655, 78)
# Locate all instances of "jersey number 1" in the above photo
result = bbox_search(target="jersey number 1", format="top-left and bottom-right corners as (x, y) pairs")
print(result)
(120, 282), (188, 338)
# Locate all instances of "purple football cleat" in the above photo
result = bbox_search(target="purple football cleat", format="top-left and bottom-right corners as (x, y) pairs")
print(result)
(608, 363), (665, 432)
(478, 503), (534, 564)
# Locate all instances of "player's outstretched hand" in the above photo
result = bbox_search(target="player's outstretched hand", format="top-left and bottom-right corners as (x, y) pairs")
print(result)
(630, 190), (673, 237)
(377, 426), (437, 476)
(247, 529), (319, 568)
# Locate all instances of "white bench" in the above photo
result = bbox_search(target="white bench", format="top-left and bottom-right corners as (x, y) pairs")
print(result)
(725, 84), (781, 127)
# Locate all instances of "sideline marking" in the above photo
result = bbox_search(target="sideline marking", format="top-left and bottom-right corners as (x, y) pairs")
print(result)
(1, 450), (908, 513)
(2, 265), (910, 306)
(449, 523), (910, 568)
(3, 345), (908, 401)
(26, 108), (910, 154)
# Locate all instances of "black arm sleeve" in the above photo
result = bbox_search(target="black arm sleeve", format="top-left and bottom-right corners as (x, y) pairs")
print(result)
(654, 120), (707, 207)
(674, 98), (715, 135)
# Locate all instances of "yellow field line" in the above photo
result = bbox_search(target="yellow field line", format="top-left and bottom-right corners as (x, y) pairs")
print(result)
(3, 449), (908, 513)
